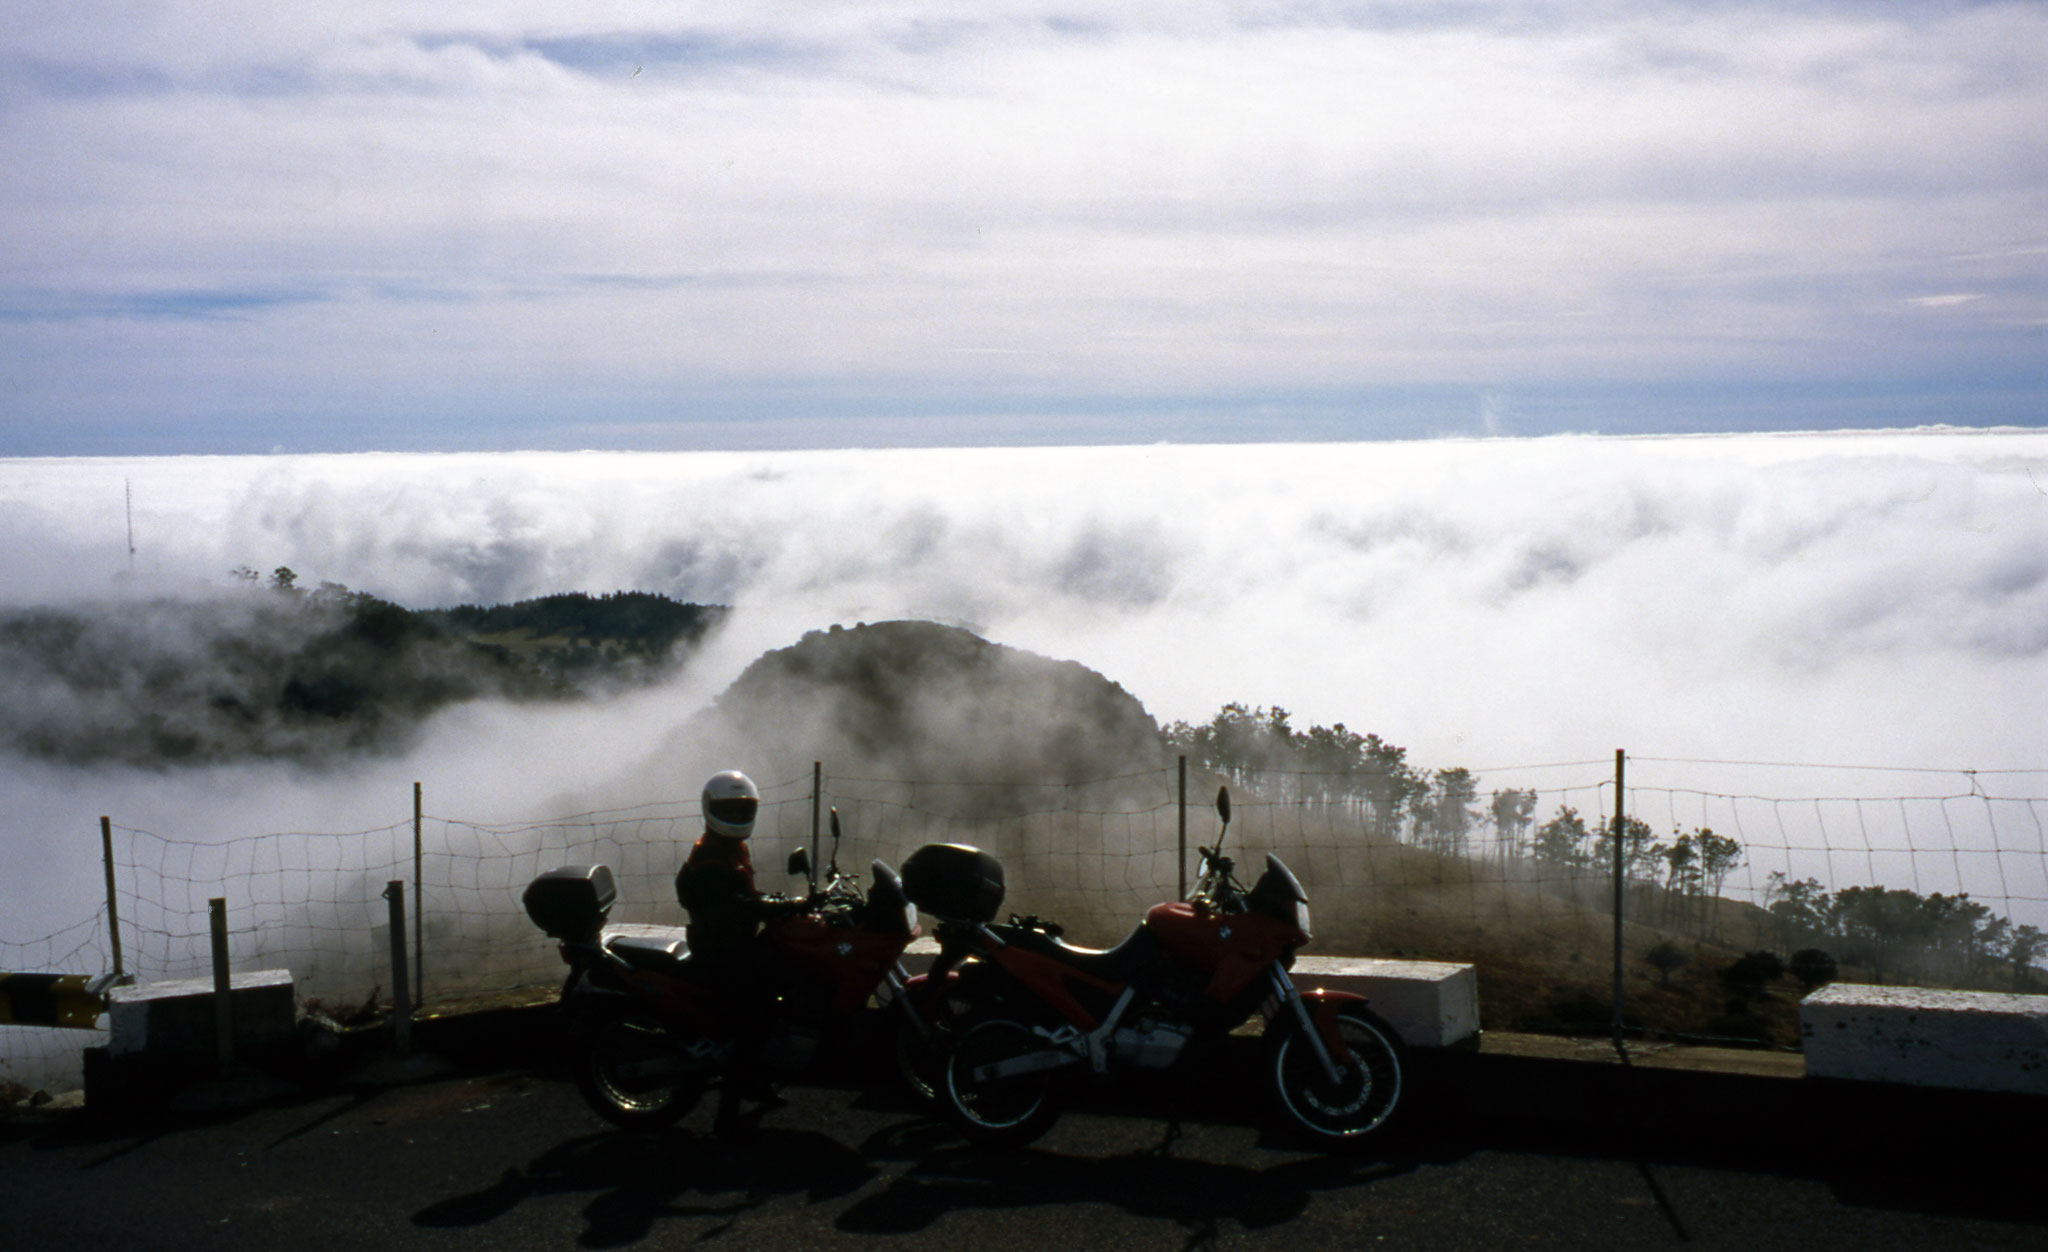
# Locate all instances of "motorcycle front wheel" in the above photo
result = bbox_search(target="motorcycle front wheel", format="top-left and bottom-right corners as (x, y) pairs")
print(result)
(575, 1010), (710, 1131)
(1269, 1003), (1405, 1147)
(940, 1017), (1061, 1148)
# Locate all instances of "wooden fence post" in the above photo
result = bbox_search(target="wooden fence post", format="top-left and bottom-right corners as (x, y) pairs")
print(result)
(101, 816), (124, 980)
(209, 898), (233, 1069)
(1611, 749), (1627, 1052)
(412, 781), (423, 1007)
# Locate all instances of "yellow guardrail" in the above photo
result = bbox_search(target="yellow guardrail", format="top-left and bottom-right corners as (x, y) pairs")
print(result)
(0, 973), (108, 1030)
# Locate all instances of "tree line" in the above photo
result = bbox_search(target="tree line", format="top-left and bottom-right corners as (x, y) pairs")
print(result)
(1762, 874), (2045, 990)
(1162, 702), (2044, 990)
(0, 576), (724, 767)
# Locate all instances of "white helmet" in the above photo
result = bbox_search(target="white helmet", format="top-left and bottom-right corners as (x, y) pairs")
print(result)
(701, 770), (761, 840)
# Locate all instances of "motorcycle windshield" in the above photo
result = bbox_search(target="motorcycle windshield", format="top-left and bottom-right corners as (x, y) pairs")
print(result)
(865, 860), (918, 935)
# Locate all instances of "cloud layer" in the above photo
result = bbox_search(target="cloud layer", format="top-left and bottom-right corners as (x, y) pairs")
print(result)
(4, 2), (2045, 450)
(5, 431), (2045, 771)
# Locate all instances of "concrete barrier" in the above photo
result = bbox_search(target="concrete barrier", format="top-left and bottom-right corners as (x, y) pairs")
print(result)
(1293, 956), (1481, 1049)
(107, 970), (296, 1059)
(901, 939), (1480, 1049)
(1799, 983), (2048, 1095)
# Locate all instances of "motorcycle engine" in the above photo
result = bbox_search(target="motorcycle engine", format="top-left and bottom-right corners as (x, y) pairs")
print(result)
(1111, 1021), (1193, 1069)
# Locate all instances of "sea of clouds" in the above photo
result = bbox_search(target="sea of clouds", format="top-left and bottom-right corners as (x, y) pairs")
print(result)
(2, 430), (2046, 949)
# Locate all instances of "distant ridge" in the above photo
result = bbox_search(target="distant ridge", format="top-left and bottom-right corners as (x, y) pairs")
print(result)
(0, 589), (724, 767)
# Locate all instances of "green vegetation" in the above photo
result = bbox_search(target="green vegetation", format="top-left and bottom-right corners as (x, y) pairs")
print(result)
(0, 577), (723, 768)
(425, 590), (722, 688)
(1763, 875), (2046, 991)
(1164, 700), (2046, 1004)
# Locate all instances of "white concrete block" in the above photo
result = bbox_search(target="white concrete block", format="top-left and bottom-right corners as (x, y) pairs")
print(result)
(107, 970), (296, 1058)
(1294, 957), (1481, 1049)
(1800, 983), (2048, 1095)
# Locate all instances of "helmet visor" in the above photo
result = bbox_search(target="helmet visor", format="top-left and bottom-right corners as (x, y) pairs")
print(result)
(706, 796), (758, 827)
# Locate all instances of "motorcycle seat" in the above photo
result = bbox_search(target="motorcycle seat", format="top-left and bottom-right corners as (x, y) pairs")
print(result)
(605, 930), (692, 974)
(994, 922), (1161, 983)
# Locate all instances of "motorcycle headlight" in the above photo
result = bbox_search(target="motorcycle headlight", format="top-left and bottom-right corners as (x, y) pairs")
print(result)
(903, 900), (919, 934)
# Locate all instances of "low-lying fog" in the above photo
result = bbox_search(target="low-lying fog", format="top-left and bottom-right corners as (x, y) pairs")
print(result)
(4, 431), (2046, 952)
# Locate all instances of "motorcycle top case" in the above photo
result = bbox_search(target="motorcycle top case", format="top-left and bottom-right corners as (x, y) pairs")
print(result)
(901, 843), (1005, 922)
(522, 864), (617, 941)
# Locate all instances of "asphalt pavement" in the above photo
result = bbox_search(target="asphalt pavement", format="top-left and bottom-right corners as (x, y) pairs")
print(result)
(3, 1035), (2044, 1251)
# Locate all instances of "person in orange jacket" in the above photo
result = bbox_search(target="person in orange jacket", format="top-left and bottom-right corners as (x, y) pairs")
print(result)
(674, 769), (801, 1134)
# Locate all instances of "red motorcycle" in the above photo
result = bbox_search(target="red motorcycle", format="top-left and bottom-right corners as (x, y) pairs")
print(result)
(903, 788), (1405, 1148)
(523, 810), (934, 1130)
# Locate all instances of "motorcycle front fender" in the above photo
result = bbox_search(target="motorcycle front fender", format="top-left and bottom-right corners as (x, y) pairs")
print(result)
(1293, 987), (1370, 1066)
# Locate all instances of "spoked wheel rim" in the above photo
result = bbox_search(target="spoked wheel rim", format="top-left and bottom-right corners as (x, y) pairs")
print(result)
(945, 1017), (1054, 1133)
(582, 1015), (707, 1125)
(1273, 1007), (1403, 1140)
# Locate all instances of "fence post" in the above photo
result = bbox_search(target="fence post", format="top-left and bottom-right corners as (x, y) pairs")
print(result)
(1177, 756), (1189, 900)
(1611, 748), (1626, 1052)
(100, 816), (124, 981)
(412, 781), (423, 1008)
(383, 880), (413, 1055)
(811, 761), (823, 877)
(209, 897), (233, 1069)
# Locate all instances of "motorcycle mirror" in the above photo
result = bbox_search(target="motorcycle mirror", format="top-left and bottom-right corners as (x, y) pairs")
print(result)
(786, 847), (812, 878)
(829, 807), (843, 844)
(1216, 786), (1232, 827)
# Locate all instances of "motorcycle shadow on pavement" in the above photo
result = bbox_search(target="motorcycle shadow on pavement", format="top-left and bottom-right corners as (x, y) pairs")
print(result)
(412, 1119), (879, 1249)
(829, 1055), (1441, 1239)
(837, 1122), (1421, 1241)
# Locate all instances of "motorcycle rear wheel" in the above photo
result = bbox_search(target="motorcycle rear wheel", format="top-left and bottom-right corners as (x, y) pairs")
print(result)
(1269, 1004), (1404, 1146)
(941, 1017), (1061, 1148)
(575, 1011), (710, 1131)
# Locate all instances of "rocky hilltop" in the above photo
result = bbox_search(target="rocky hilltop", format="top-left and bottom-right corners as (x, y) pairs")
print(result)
(676, 620), (1166, 797)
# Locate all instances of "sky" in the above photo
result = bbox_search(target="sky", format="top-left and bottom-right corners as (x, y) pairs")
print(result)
(4, 0), (2046, 455)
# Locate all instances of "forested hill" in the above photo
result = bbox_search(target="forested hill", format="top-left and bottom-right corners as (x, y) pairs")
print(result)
(673, 619), (1167, 809)
(0, 586), (724, 768)
(423, 592), (723, 679)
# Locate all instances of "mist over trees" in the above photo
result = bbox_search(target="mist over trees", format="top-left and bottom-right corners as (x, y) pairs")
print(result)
(1763, 874), (2047, 990)
(0, 579), (724, 768)
(676, 620), (1164, 810)
(1164, 701), (2045, 992)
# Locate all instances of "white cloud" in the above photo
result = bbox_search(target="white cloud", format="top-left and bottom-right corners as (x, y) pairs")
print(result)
(5, 432), (2045, 770)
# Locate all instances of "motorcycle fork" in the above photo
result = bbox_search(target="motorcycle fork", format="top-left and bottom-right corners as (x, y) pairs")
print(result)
(1270, 966), (1347, 1085)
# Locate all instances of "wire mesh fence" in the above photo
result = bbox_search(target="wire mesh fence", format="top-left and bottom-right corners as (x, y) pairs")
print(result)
(0, 914), (109, 1097)
(6, 755), (2046, 1092)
